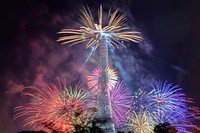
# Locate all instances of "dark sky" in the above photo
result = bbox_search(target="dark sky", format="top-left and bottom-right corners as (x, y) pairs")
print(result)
(0, 0), (200, 132)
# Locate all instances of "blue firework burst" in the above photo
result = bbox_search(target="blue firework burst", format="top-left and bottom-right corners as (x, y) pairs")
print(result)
(148, 81), (188, 117)
(148, 81), (200, 132)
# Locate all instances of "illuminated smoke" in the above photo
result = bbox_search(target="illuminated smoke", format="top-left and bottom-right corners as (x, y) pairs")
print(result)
(2, 1), (156, 132)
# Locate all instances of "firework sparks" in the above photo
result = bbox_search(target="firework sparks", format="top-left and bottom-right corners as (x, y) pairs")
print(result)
(126, 110), (154, 133)
(13, 79), (95, 132)
(57, 5), (142, 132)
(57, 5), (143, 51)
(147, 81), (200, 132)
(152, 110), (199, 133)
(130, 81), (200, 132)
(148, 81), (190, 118)
(132, 88), (154, 111)
(110, 81), (132, 128)
(87, 66), (118, 93)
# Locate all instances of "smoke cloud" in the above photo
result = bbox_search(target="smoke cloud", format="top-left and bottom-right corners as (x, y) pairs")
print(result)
(1, 2), (158, 132)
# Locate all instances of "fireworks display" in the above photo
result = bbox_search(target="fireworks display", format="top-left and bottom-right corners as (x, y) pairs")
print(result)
(110, 81), (132, 128)
(57, 4), (143, 132)
(131, 81), (200, 132)
(132, 88), (154, 111)
(152, 110), (199, 133)
(57, 5), (143, 51)
(13, 79), (95, 132)
(126, 110), (154, 133)
(87, 66), (118, 93)
(147, 81), (189, 117)
(7, 2), (200, 133)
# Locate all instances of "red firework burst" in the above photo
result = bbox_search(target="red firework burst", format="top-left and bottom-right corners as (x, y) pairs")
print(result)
(13, 79), (95, 133)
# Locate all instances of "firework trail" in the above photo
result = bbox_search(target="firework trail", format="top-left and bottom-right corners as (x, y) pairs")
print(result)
(79, 46), (95, 72)
(13, 79), (95, 132)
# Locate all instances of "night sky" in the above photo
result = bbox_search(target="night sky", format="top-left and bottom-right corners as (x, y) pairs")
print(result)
(1, 0), (200, 132)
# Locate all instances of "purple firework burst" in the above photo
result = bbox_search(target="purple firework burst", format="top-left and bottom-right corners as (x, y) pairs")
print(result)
(110, 81), (132, 128)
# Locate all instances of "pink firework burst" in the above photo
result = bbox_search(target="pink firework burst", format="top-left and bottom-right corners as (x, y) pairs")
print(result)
(87, 66), (118, 93)
(110, 81), (132, 128)
(13, 79), (95, 133)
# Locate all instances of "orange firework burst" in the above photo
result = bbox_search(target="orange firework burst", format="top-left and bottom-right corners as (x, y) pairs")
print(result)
(13, 79), (95, 133)
(87, 66), (118, 93)
(57, 5), (143, 51)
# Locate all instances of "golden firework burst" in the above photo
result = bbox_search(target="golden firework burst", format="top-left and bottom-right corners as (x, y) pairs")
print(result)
(57, 5), (143, 51)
